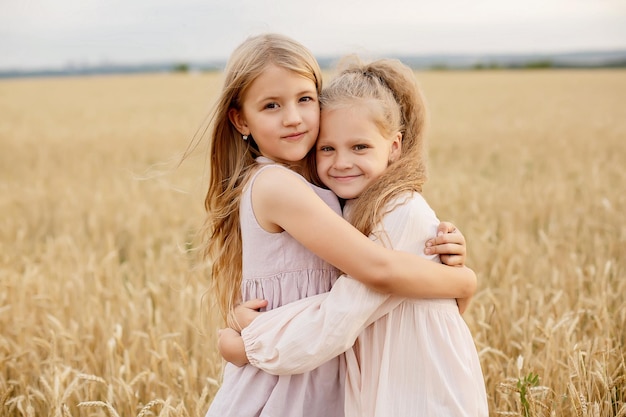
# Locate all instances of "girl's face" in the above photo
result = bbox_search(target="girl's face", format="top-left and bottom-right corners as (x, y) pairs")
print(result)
(316, 104), (401, 200)
(229, 64), (320, 165)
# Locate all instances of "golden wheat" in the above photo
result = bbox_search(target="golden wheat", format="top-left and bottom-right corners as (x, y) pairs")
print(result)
(0, 70), (624, 416)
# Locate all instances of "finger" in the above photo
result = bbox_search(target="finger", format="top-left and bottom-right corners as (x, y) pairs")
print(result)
(440, 254), (464, 267)
(426, 232), (465, 247)
(436, 221), (457, 236)
(444, 233), (465, 245)
(424, 242), (466, 256)
(218, 327), (235, 337)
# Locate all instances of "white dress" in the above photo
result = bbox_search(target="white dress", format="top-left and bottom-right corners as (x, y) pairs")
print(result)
(241, 192), (489, 417)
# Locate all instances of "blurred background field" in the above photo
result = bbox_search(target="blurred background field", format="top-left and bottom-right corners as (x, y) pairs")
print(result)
(0, 69), (624, 416)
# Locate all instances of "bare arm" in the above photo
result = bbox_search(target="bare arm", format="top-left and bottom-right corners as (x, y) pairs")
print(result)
(230, 222), (469, 331)
(225, 221), (471, 336)
(253, 168), (476, 299)
(221, 193), (465, 372)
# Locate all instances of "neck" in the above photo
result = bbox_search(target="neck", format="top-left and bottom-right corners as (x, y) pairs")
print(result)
(257, 155), (306, 174)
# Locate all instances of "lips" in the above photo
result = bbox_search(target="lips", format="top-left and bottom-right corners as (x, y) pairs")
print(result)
(331, 175), (361, 182)
(282, 131), (306, 140)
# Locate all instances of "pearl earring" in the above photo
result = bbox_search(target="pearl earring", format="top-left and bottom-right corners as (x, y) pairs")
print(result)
(242, 134), (248, 141)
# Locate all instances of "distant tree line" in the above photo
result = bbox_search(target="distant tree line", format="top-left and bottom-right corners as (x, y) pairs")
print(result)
(429, 58), (626, 71)
(172, 63), (190, 73)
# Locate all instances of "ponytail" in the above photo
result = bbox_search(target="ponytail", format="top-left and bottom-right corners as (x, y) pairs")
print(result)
(320, 56), (428, 237)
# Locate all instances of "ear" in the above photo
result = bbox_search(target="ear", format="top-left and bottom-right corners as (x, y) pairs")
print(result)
(389, 132), (402, 162)
(228, 108), (249, 135)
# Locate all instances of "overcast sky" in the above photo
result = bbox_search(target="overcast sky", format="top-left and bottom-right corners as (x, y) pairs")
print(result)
(1, 0), (626, 70)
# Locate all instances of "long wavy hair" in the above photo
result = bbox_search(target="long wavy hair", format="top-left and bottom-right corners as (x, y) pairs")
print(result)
(202, 33), (322, 322)
(319, 57), (428, 237)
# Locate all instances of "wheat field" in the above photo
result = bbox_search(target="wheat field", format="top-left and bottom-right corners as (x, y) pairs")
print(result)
(0, 69), (624, 416)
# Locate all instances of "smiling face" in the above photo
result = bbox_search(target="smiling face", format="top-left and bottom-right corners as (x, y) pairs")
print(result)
(228, 64), (320, 165)
(316, 104), (402, 200)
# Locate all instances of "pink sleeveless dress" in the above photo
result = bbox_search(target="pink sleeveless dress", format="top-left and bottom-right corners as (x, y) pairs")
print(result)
(206, 158), (345, 417)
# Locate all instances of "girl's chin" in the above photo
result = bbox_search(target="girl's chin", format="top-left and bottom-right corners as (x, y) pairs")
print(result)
(330, 190), (361, 200)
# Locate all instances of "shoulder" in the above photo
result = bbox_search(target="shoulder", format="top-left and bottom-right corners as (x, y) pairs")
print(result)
(250, 164), (310, 196)
(374, 192), (439, 250)
(250, 164), (321, 213)
(249, 164), (342, 233)
(383, 192), (436, 223)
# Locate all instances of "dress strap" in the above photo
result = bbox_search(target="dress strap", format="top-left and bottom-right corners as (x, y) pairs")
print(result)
(247, 159), (309, 189)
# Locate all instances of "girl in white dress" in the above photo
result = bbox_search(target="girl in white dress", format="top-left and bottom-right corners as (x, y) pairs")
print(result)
(219, 56), (489, 416)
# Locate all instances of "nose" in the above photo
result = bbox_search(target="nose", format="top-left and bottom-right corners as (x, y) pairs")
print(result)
(333, 150), (352, 169)
(282, 103), (302, 126)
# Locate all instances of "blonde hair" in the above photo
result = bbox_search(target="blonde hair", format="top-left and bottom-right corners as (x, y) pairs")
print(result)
(203, 33), (322, 322)
(320, 56), (428, 237)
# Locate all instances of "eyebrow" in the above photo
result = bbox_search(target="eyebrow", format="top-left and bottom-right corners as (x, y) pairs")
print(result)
(258, 89), (317, 101)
